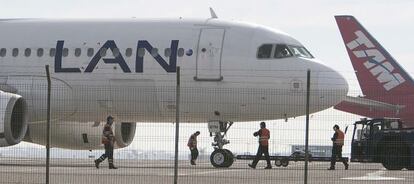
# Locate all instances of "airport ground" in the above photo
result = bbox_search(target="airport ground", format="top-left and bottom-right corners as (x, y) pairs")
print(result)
(0, 158), (412, 184)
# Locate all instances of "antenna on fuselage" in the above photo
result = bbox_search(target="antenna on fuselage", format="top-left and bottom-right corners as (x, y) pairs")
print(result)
(209, 7), (218, 19)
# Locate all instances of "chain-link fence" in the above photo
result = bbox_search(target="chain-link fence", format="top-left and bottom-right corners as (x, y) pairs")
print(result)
(0, 69), (413, 184)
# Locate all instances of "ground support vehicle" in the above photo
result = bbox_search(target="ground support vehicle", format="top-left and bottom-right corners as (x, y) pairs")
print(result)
(351, 118), (414, 170)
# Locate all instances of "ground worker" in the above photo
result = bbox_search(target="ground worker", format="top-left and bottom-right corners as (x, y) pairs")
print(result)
(187, 131), (200, 165)
(328, 124), (348, 170)
(248, 122), (272, 169)
(94, 115), (118, 169)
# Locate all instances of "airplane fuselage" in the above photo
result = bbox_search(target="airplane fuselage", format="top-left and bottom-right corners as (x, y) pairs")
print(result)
(0, 18), (348, 123)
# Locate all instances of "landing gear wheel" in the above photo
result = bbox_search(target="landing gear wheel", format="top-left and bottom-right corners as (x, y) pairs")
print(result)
(223, 149), (234, 167)
(210, 149), (233, 168)
(211, 149), (226, 168)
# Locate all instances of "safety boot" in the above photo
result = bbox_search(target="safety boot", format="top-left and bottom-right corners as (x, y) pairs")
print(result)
(109, 163), (118, 169)
(94, 156), (105, 169)
(108, 159), (118, 169)
(248, 164), (256, 169)
(94, 160), (100, 169)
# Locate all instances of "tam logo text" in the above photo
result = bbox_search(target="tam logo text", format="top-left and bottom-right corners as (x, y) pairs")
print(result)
(346, 30), (405, 91)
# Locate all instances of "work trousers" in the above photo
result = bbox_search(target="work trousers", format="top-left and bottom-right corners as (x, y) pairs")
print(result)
(99, 144), (114, 161)
(330, 145), (347, 167)
(190, 147), (199, 161)
(252, 145), (271, 167)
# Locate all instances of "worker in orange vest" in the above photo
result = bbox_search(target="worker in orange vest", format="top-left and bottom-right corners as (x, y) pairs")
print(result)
(248, 122), (272, 169)
(328, 124), (348, 170)
(188, 131), (200, 165)
(95, 116), (118, 169)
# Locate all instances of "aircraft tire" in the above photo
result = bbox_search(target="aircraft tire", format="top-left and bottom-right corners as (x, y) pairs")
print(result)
(210, 149), (227, 168)
(222, 149), (234, 167)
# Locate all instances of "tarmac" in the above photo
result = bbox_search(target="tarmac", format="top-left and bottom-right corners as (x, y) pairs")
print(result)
(0, 158), (413, 184)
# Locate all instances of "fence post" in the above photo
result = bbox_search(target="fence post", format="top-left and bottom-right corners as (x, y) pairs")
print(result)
(304, 69), (310, 184)
(45, 65), (51, 184)
(174, 67), (180, 184)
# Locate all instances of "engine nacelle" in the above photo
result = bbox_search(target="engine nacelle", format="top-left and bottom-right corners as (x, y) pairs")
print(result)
(24, 121), (136, 150)
(0, 91), (28, 146)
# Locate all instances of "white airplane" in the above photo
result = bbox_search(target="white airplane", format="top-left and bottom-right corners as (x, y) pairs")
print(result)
(0, 11), (348, 167)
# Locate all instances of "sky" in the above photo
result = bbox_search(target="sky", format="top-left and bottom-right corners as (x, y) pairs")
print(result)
(1, 0), (413, 157)
(1, 0), (413, 89)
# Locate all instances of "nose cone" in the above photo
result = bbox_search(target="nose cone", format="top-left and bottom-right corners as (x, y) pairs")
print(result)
(316, 65), (349, 106)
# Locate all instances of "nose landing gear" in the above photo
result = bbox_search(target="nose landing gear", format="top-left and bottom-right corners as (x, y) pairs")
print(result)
(208, 120), (234, 168)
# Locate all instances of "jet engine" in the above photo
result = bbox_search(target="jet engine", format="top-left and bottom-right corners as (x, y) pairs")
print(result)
(24, 121), (136, 150)
(0, 91), (28, 146)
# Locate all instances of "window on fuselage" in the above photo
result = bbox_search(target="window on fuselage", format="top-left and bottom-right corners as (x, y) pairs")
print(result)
(74, 48), (81, 57)
(12, 48), (19, 57)
(37, 48), (44, 57)
(137, 48), (145, 57)
(50, 48), (56, 57)
(0, 48), (6, 57)
(62, 48), (69, 57)
(288, 45), (313, 59)
(274, 44), (292, 58)
(150, 48), (158, 57)
(87, 48), (94, 57)
(164, 48), (171, 57)
(257, 44), (273, 59)
(100, 48), (107, 57)
(125, 48), (132, 57)
(178, 48), (184, 57)
(112, 48), (120, 57)
(24, 48), (31, 57)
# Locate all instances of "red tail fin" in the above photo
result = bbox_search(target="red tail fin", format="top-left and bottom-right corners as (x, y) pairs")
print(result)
(335, 15), (414, 100)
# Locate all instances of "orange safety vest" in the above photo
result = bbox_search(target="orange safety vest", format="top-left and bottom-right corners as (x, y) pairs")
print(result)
(101, 124), (114, 145)
(259, 128), (270, 146)
(187, 134), (197, 148)
(335, 130), (345, 146)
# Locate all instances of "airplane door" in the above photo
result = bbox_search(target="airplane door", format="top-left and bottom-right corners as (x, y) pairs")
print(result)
(195, 28), (225, 81)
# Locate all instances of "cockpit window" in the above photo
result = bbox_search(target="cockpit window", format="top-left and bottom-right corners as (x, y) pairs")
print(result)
(257, 44), (314, 59)
(257, 44), (273, 59)
(288, 45), (313, 58)
(274, 44), (292, 58)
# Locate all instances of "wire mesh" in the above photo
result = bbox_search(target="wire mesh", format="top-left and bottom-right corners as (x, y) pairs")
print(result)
(0, 69), (413, 184)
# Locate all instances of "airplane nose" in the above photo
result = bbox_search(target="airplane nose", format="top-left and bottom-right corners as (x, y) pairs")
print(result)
(316, 66), (349, 105)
